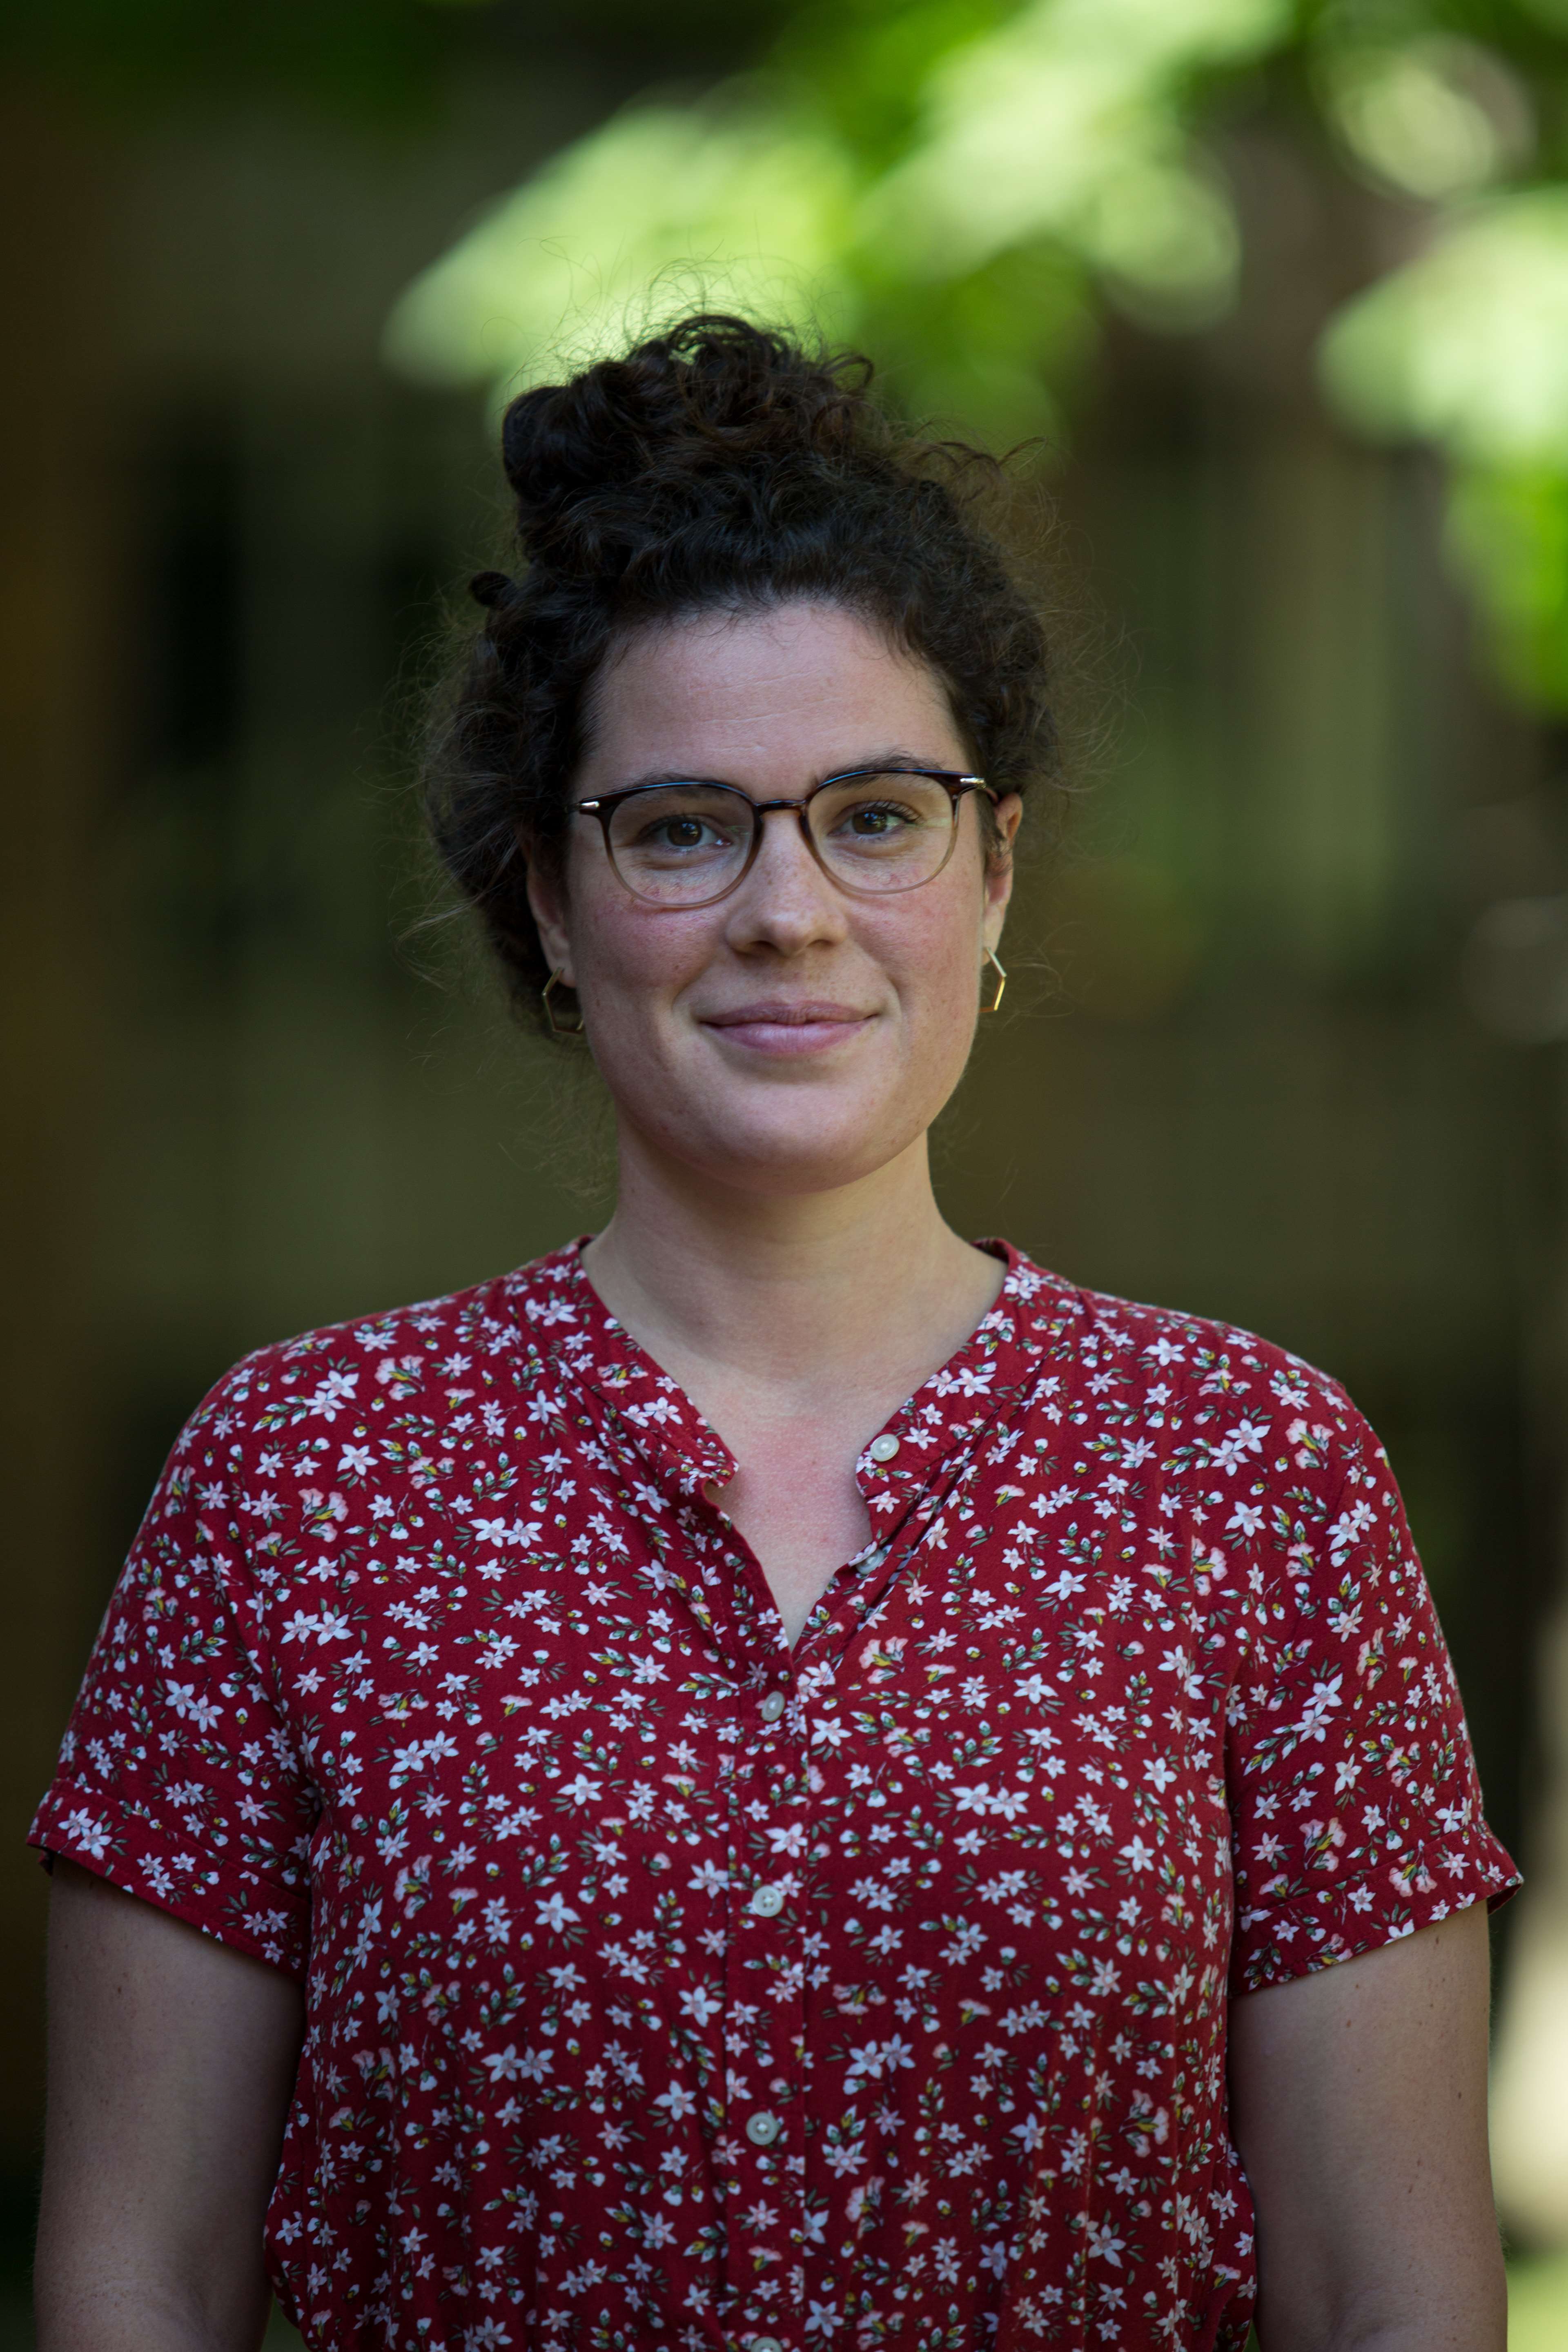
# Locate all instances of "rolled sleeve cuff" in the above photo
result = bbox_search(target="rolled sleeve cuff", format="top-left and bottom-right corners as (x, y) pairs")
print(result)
(30, 1780), (310, 1981)
(1231, 1825), (1520, 1996)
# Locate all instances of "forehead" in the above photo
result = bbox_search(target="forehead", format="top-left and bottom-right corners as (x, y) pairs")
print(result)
(582, 600), (965, 785)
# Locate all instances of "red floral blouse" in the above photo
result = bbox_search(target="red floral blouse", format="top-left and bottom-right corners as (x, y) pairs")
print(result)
(32, 1242), (1517, 2352)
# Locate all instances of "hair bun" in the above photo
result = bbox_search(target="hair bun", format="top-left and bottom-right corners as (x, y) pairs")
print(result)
(499, 314), (875, 566)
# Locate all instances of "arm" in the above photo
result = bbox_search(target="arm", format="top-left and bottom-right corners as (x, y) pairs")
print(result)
(35, 1860), (306, 2352)
(1228, 1901), (1504, 2352)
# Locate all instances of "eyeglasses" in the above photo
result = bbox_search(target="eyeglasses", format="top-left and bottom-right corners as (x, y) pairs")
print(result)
(572, 768), (996, 910)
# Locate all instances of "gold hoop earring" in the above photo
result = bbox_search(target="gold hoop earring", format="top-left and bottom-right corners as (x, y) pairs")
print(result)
(982, 946), (1007, 1014)
(541, 970), (586, 1038)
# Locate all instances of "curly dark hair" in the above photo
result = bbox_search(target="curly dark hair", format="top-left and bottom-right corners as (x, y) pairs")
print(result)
(423, 313), (1062, 1034)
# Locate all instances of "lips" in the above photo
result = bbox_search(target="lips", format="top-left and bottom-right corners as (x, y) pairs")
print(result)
(702, 1001), (870, 1028)
(698, 1000), (875, 1056)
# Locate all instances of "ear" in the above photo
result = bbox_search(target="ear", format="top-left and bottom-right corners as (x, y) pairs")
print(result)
(982, 793), (1022, 955)
(524, 848), (574, 989)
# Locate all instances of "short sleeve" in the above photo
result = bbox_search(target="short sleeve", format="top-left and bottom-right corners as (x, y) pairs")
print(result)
(1226, 1390), (1519, 1995)
(29, 1367), (318, 1977)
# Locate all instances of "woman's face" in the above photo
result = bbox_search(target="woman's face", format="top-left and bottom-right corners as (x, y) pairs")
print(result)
(527, 600), (1021, 1199)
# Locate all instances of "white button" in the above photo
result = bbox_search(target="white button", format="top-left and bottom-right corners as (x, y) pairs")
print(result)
(750, 1884), (785, 1918)
(758, 1690), (786, 1722)
(745, 2110), (782, 2146)
(752, 2339), (784, 2352)
(868, 1433), (900, 1463)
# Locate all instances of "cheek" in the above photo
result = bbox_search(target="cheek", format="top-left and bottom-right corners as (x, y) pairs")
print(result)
(873, 884), (986, 1020)
(566, 874), (712, 1012)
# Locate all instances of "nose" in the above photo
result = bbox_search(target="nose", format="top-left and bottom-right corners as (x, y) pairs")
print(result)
(720, 804), (849, 958)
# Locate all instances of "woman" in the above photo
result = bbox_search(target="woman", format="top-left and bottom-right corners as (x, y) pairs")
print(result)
(33, 316), (1516, 2352)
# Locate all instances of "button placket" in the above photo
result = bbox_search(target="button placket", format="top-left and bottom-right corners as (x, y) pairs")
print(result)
(722, 1672), (809, 2352)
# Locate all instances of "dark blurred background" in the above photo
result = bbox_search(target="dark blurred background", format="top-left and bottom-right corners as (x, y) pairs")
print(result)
(7, 0), (1568, 2337)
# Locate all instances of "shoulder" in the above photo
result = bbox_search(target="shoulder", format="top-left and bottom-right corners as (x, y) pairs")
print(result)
(998, 1246), (1388, 1486)
(168, 1246), (585, 1477)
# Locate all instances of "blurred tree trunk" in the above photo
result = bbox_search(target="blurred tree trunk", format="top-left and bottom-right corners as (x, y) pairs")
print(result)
(0, 87), (116, 2178)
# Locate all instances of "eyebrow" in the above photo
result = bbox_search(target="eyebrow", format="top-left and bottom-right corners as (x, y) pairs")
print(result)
(597, 748), (975, 798)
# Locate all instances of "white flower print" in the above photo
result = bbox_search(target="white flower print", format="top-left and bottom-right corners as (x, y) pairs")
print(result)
(29, 1242), (1517, 2352)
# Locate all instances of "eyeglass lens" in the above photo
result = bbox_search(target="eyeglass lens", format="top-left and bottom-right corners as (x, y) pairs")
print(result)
(603, 773), (960, 905)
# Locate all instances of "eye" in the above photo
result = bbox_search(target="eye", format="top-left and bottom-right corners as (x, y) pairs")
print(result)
(838, 799), (920, 837)
(608, 784), (751, 878)
(636, 813), (726, 852)
(813, 773), (951, 854)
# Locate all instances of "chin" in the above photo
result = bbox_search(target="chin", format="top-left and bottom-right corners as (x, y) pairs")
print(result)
(655, 1098), (936, 1198)
(604, 1030), (968, 1194)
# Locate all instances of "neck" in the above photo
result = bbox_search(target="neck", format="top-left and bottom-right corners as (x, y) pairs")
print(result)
(581, 1125), (993, 1399)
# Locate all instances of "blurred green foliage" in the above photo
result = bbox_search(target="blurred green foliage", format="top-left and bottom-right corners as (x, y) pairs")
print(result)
(17, 0), (1568, 708)
(379, 0), (1568, 716)
(1508, 2249), (1568, 2348)
(387, 0), (1292, 441)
